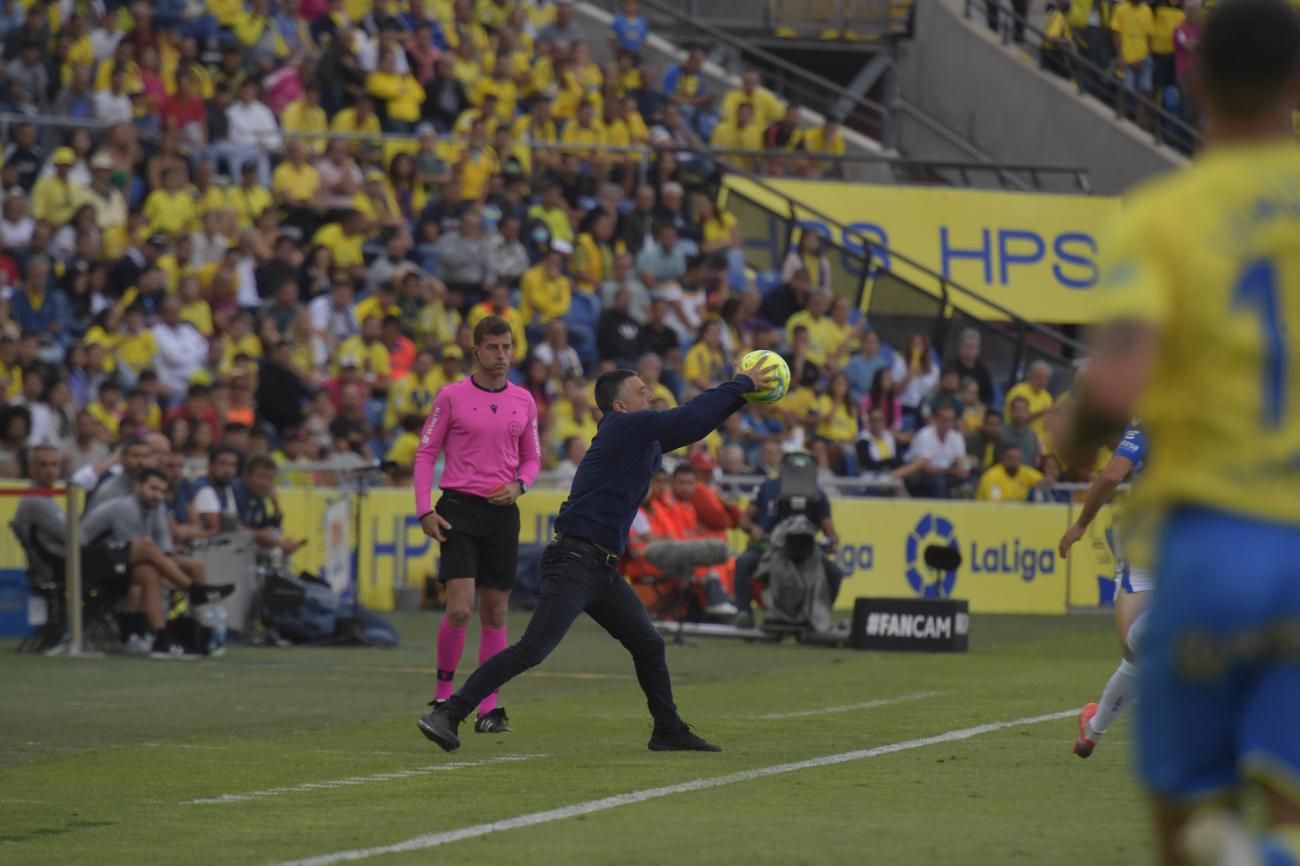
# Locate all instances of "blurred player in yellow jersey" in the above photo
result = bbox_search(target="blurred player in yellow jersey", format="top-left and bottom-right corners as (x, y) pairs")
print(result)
(1062, 0), (1300, 862)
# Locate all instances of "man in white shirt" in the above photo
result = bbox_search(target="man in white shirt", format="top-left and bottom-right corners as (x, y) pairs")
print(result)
(309, 282), (358, 344)
(151, 297), (208, 400)
(90, 14), (124, 63)
(896, 404), (968, 499)
(191, 445), (242, 535)
(92, 68), (133, 124)
(224, 81), (280, 187)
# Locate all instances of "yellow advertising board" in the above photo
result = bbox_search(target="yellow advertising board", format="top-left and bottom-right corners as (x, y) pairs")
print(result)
(722, 176), (1121, 324)
(0, 485), (1126, 619)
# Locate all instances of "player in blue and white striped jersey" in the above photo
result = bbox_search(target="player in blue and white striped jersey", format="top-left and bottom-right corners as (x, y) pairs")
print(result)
(1058, 423), (1149, 758)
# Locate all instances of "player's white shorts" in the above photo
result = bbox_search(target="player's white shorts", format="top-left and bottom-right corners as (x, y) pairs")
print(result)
(1117, 562), (1154, 594)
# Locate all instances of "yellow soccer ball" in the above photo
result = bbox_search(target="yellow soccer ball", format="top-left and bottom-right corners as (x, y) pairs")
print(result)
(740, 350), (791, 404)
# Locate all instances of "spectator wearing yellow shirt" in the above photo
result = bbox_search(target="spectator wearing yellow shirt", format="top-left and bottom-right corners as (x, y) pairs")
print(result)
(450, 39), (485, 90)
(548, 389), (599, 455)
(1111, 0), (1155, 110)
(527, 181), (576, 244)
(520, 243), (573, 325)
(696, 195), (745, 286)
(226, 161), (275, 229)
(785, 291), (840, 367)
(720, 70), (785, 128)
(329, 98), (383, 152)
(384, 349), (441, 431)
(311, 209), (370, 274)
(976, 444), (1044, 502)
(452, 98), (502, 140)
(471, 58), (519, 122)
(572, 212), (625, 293)
(354, 280), (401, 325)
(281, 84), (329, 154)
(560, 100), (609, 168)
(1151, 0), (1185, 92)
(189, 162), (228, 224)
(334, 315), (392, 389)
(272, 140), (322, 220)
(814, 372), (861, 446)
(683, 320), (730, 391)
(31, 147), (85, 226)
(142, 165), (196, 238)
(445, 0), (491, 51)
(635, 353), (679, 408)
(511, 96), (560, 174)
(802, 118), (846, 178)
(451, 119), (500, 202)
(709, 102), (765, 171)
(94, 42), (142, 94)
(353, 169), (404, 230)
(178, 276), (214, 337)
(603, 97), (650, 189)
(367, 47), (426, 131)
(385, 415), (424, 476)
(1003, 361), (1055, 442)
(467, 284), (529, 359)
(87, 381), (124, 440)
(116, 308), (158, 378)
(234, 0), (290, 63)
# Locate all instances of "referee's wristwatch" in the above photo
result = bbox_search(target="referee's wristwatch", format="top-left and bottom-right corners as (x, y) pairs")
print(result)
(517, 479), (528, 494)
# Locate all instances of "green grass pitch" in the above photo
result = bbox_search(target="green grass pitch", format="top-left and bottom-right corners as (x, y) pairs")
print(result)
(0, 613), (1151, 866)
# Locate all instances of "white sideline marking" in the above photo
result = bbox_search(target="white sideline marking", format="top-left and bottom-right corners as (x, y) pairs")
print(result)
(185, 755), (542, 805)
(753, 690), (942, 720)
(267, 708), (1078, 866)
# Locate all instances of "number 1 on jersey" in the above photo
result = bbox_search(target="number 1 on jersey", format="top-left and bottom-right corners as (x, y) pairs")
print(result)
(1233, 258), (1286, 428)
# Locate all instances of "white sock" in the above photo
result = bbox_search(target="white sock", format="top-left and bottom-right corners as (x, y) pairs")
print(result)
(1088, 659), (1138, 740)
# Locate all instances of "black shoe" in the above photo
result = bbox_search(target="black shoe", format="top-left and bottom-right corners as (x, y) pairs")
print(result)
(188, 583), (236, 605)
(149, 635), (198, 661)
(475, 707), (511, 734)
(417, 705), (461, 752)
(648, 723), (722, 752)
(426, 698), (445, 708)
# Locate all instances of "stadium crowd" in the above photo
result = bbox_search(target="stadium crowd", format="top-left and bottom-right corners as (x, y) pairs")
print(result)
(0, 0), (1069, 516)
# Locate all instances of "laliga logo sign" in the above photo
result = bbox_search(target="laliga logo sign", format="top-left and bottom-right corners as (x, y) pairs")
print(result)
(905, 514), (958, 598)
(905, 513), (1056, 599)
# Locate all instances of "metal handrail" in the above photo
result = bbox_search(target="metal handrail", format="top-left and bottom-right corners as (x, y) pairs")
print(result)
(961, 0), (1200, 153)
(600, 0), (1057, 189)
(0, 111), (1090, 193)
(602, 0), (890, 123)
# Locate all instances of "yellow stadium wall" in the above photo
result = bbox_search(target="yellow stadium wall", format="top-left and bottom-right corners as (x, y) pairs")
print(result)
(0, 488), (1123, 616)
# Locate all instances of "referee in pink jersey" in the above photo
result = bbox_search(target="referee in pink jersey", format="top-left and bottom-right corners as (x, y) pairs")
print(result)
(413, 316), (541, 735)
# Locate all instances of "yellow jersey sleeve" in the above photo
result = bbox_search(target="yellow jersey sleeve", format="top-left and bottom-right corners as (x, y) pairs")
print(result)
(1094, 193), (1176, 330)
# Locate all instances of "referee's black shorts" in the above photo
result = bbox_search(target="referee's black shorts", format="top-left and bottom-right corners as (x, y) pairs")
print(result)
(434, 490), (520, 590)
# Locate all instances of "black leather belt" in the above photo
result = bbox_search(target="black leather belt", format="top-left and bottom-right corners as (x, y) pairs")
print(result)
(554, 533), (620, 568)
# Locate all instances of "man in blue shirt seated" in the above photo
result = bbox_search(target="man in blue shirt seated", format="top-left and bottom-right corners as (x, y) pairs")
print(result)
(418, 354), (779, 754)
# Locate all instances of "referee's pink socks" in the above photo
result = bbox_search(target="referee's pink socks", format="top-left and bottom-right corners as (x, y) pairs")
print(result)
(477, 625), (509, 714)
(435, 620), (466, 702)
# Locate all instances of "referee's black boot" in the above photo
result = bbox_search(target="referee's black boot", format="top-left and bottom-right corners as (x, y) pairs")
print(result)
(648, 723), (722, 752)
(417, 704), (462, 752)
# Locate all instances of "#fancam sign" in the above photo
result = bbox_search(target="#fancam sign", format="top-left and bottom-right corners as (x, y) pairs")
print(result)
(850, 598), (970, 653)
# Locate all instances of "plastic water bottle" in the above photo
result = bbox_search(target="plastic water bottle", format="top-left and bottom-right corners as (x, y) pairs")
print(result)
(198, 603), (229, 656)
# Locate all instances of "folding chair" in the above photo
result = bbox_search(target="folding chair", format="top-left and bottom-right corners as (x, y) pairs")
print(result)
(9, 521), (123, 654)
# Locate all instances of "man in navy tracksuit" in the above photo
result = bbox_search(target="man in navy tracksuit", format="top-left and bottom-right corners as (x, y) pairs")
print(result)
(419, 356), (777, 753)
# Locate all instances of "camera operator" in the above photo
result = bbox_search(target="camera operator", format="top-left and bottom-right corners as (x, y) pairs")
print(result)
(732, 451), (842, 629)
